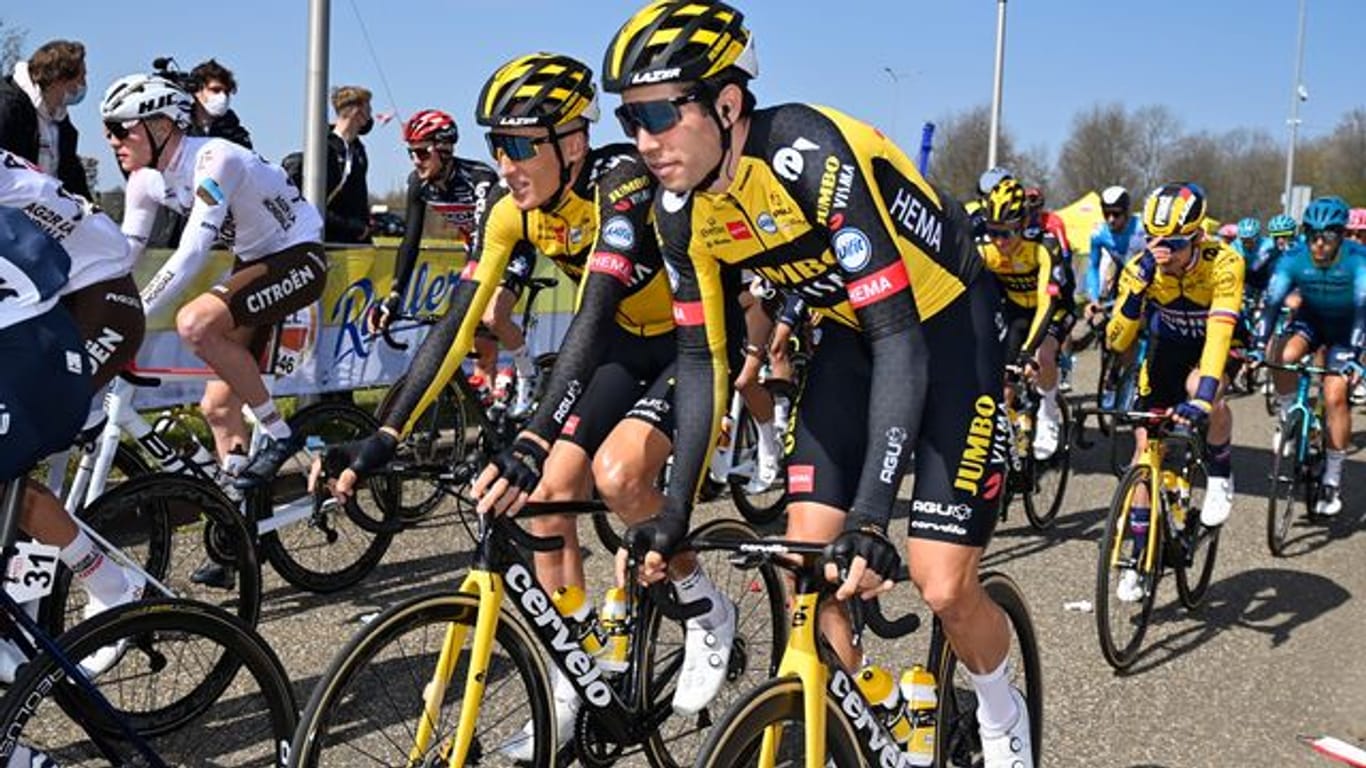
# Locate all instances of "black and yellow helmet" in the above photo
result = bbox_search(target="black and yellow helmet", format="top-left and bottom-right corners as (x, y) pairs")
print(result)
(476, 53), (600, 129)
(1142, 182), (1207, 239)
(602, 0), (758, 93)
(985, 178), (1028, 224)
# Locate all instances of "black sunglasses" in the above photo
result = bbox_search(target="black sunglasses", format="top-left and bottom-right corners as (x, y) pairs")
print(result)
(104, 120), (139, 140)
(1102, 207), (1128, 220)
(407, 145), (437, 161)
(1304, 227), (1343, 244)
(986, 224), (1022, 240)
(615, 91), (705, 137)
(485, 132), (555, 162)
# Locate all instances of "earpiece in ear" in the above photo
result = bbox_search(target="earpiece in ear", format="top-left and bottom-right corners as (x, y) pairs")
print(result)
(722, 105), (732, 120)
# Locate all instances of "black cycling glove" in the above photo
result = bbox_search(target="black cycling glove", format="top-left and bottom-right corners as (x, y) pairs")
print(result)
(488, 437), (549, 495)
(324, 431), (398, 481)
(625, 509), (689, 560)
(825, 523), (902, 585)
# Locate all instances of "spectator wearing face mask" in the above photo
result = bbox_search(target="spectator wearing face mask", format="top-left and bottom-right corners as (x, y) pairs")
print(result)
(188, 58), (253, 149)
(0, 39), (92, 198)
(321, 85), (374, 244)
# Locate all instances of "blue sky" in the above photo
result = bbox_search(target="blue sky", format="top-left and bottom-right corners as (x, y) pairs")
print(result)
(7, 1), (1360, 194)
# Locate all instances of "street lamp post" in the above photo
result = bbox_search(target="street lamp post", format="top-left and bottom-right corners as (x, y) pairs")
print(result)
(883, 67), (901, 146)
(1282, 0), (1308, 216)
(987, 0), (1008, 168)
(303, 0), (331, 214)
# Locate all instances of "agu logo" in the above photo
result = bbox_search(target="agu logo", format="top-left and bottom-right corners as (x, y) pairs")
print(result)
(833, 228), (872, 272)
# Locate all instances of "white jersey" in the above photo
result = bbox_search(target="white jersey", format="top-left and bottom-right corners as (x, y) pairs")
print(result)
(123, 137), (322, 316)
(0, 149), (131, 295)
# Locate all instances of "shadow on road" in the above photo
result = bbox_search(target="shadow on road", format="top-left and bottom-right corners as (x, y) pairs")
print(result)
(1119, 567), (1351, 676)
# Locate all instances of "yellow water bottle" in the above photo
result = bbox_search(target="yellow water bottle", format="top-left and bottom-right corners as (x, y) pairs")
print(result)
(1161, 472), (1185, 529)
(856, 664), (910, 747)
(900, 664), (937, 766)
(598, 587), (630, 673)
(550, 585), (605, 658)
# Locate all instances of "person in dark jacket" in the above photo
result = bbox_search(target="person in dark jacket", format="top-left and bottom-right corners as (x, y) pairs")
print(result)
(0, 39), (92, 198)
(188, 58), (252, 149)
(323, 85), (373, 244)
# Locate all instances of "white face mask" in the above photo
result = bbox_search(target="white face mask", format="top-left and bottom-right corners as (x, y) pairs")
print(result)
(203, 92), (230, 118)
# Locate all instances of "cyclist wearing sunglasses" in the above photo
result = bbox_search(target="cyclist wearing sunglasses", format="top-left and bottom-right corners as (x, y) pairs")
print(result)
(101, 73), (325, 489)
(1086, 185), (1145, 310)
(1106, 183), (1243, 552)
(1254, 196), (1366, 516)
(980, 178), (1068, 459)
(603, 2), (1031, 764)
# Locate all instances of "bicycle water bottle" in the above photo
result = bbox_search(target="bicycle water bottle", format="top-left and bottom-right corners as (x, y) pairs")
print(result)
(598, 586), (631, 673)
(855, 664), (910, 747)
(900, 664), (936, 766)
(550, 585), (608, 660)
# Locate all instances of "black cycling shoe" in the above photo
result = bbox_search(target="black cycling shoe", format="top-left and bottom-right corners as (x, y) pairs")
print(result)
(189, 560), (237, 590)
(233, 433), (303, 490)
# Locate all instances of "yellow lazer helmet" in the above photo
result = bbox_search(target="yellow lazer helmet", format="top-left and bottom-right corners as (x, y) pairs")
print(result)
(1142, 182), (1208, 239)
(985, 178), (1028, 224)
(476, 53), (599, 129)
(602, 0), (758, 93)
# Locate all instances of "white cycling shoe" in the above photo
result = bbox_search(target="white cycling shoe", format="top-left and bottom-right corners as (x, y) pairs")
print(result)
(78, 568), (146, 678)
(981, 687), (1033, 768)
(1115, 568), (1144, 604)
(0, 637), (25, 685)
(744, 424), (782, 494)
(1032, 406), (1061, 460)
(1201, 476), (1234, 527)
(1316, 485), (1343, 517)
(672, 598), (737, 717)
(509, 376), (537, 419)
(499, 668), (579, 761)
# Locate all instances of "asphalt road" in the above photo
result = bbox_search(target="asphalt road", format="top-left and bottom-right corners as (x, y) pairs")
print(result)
(257, 348), (1366, 767)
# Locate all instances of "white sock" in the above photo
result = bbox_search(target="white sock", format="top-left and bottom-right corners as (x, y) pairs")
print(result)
(1037, 386), (1059, 415)
(60, 530), (127, 604)
(674, 565), (728, 630)
(1325, 450), (1346, 488)
(966, 657), (1019, 735)
(251, 400), (291, 441)
(510, 345), (535, 378)
(756, 417), (779, 460)
(774, 398), (791, 433)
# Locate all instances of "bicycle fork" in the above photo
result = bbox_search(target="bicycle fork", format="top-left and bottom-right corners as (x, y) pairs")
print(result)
(1109, 444), (1165, 578)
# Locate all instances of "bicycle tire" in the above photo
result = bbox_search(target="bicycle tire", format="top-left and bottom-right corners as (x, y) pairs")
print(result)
(593, 510), (625, 554)
(726, 407), (787, 526)
(374, 372), (469, 524)
(257, 402), (395, 593)
(1267, 410), (1304, 557)
(0, 598), (295, 765)
(1024, 397), (1071, 531)
(639, 519), (787, 768)
(290, 590), (555, 767)
(691, 676), (863, 768)
(1173, 462), (1220, 610)
(41, 472), (262, 636)
(935, 572), (1043, 768)
(1094, 463), (1161, 671)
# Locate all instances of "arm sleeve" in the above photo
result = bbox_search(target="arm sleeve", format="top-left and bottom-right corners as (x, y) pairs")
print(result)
(1196, 251), (1245, 396)
(522, 162), (656, 443)
(138, 151), (246, 319)
(391, 174), (426, 297)
(1105, 254), (1152, 353)
(658, 204), (732, 527)
(1019, 240), (1061, 356)
(1352, 254), (1366, 352)
(1086, 231), (1104, 300)
(119, 169), (163, 266)
(380, 191), (523, 437)
(1256, 258), (1294, 345)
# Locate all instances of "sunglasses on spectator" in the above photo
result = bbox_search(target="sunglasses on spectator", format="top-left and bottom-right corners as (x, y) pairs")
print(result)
(1304, 227), (1343, 244)
(485, 132), (556, 162)
(615, 91), (705, 137)
(103, 120), (139, 140)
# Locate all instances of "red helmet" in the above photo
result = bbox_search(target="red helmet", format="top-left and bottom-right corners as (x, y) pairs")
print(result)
(403, 109), (458, 145)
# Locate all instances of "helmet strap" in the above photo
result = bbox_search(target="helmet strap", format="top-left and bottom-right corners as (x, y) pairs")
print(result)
(694, 86), (735, 192)
(146, 120), (172, 169)
(540, 124), (588, 212)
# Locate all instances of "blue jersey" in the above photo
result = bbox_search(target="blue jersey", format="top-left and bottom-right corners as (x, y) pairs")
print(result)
(1234, 236), (1279, 293)
(1258, 240), (1366, 349)
(1087, 215), (1145, 300)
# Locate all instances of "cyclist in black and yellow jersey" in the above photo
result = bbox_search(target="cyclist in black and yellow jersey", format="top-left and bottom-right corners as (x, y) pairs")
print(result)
(980, 177), (1069, 459)
(1105, 183), (1242, 601)
(323, 53), (736, 756)
(602, 2), (1031, 764)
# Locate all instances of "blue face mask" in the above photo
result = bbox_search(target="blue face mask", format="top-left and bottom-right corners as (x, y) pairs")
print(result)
(64, 84), (86, 107)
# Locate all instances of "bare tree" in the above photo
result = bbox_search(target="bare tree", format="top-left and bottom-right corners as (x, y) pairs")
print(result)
(925, 104), (1048, 201)
(0, 19), (23, 78)
(1130, 105), (1181, 196)
(1056, 103), (1142, 202)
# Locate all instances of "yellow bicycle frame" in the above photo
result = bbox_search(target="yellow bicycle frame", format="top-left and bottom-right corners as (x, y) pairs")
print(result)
(406, 568), (504, 768)
(759, 591), (829, 768)
(1108, 439), (1166, 575)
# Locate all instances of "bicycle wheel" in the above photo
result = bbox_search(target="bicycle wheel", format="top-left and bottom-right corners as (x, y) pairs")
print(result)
(375, 373), (470, 523)
(692, 676), (863, 768)
(1094, 464), (1161, 670)
(1267, 411), (1304, 557)
(935, 572), (1043, 768)
(726, 407), (787, 526)
(639, 519), (787, 768)
(0, 598), (296, 765)
(257, 402), (395, 593)
(40, 472), (262, 637)
(290, 590), (555, 767)
(1024, 397), (1071, 530)
(1173, 462), (1220, 610)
